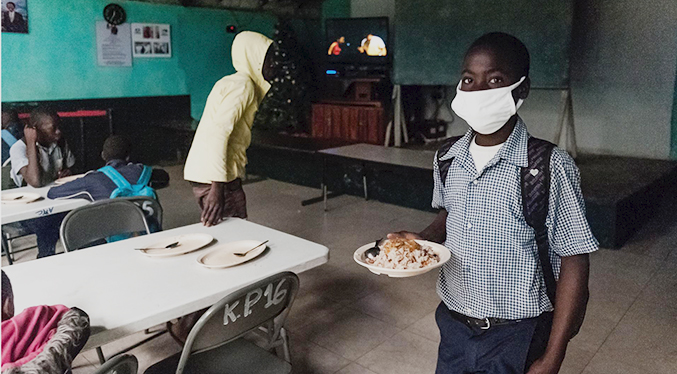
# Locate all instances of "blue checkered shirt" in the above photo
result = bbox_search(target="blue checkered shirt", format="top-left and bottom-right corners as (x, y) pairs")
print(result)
(432, 118), (598, 320)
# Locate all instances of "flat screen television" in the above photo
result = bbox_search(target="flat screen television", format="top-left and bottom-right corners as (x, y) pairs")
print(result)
(326, 17), (389, 65)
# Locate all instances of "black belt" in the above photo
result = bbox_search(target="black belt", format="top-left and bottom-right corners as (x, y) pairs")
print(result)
(448, 309), (520, 330)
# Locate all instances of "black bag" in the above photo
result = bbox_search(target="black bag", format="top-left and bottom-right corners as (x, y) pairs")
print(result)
(437, 135), (585, 338)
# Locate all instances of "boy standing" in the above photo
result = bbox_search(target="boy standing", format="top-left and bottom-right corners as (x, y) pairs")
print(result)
(9, 106), (75, 258)
(183, 31), (276, 226)
(390, 33), (597, 373)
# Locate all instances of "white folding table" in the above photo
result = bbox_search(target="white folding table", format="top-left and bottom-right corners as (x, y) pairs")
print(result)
(1, 185), (90, 264)
(302, 143), (436, 210)
(2, 219), (329, 354)
(1, 185), (90, 224)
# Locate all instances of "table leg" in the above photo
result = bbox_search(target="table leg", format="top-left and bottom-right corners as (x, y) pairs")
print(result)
(362, 163), (368, 201)
(1, 232), (13, 266)
(107, 109), (114, 135)
(323, 156), (328, 211)
(300, 155), (342, 208)
(363, 175), (368, 200)
(79, 118), (86, 170)
(96, 347), (105, 364)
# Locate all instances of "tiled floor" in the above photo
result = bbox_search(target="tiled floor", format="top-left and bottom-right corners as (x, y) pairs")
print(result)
(3, 164), (677, 374)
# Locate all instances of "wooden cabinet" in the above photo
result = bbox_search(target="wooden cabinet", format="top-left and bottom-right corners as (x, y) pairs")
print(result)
(311, 103), (385, 145)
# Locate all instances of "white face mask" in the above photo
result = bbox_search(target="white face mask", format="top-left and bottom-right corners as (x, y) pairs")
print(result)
(450, 76), (526, 135)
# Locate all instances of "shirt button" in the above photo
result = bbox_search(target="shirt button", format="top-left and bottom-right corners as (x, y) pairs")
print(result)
(473, 180), (478, 185)
(465, 308), (472, 314)
(467, 223), (472, 229)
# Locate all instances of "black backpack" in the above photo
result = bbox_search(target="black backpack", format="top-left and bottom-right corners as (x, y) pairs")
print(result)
(437, 136), (558, 306)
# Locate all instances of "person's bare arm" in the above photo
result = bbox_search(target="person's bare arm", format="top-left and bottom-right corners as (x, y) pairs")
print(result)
(527, 254), (590, 374)
(201, 181), (225, 227)
(388, 209), (447, 243)
(20, 127), (43, 187)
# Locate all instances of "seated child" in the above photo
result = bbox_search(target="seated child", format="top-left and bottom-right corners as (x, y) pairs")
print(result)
(8, 106), (75, 258)
(48, 135), (169, 202)
(9, 106), (75, 188)
(2, 108), (23, 166)
(1, 271), (90, 373)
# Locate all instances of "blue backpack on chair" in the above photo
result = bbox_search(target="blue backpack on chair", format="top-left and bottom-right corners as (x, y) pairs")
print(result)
(99, 165), (157, 242)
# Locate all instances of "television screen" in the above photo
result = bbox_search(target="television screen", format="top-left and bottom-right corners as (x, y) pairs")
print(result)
(326, 17), (389, 64)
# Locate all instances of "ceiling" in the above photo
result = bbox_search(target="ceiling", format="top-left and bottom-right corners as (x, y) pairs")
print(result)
(130, 0), (323, 18)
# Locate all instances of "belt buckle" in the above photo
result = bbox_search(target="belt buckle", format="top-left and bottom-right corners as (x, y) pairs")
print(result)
(480, 317), (491, 330)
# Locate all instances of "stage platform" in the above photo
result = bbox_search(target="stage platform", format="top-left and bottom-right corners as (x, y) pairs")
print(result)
(247, 133), (677, 249)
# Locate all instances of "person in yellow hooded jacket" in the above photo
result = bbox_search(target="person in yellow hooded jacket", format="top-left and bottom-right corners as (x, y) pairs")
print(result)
(184, 31), (276, 226)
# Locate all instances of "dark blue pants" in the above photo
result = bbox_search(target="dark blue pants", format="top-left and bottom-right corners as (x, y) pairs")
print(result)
(435, 303), (552, 374)
(22, 213), (67, 258)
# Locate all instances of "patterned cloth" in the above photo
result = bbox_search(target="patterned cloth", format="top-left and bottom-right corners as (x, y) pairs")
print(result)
(432, 117), (598, 320)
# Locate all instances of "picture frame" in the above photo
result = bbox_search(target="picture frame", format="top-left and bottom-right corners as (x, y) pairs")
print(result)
(2, 0), (28, 34)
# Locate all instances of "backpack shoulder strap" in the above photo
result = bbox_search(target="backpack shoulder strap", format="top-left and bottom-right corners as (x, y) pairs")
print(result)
(1, 129), (18, 147)
(520, 136), (557, 304)
(136, 165), (153, 186)
(437, 135), (463, 186)
(99, 166), (132, 190)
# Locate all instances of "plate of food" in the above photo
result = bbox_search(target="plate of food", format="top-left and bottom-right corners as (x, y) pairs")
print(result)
(1, 192), (42, 204)
(354, 238), (450, 277)
(54, 174), (87, 185)
(196, 240), (268, 269)
(137, 233), (214, 257)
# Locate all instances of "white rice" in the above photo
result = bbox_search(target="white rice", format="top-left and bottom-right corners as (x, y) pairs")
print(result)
(366, 239), (439, 269)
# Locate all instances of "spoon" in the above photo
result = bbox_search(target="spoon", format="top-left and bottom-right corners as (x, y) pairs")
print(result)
(234, 240), (269, 257)
(135, 241), (180, 251)
(364, 238), (383, 260)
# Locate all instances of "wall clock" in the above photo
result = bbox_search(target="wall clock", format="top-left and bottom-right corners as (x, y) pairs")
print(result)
(103, 3), (126, 26)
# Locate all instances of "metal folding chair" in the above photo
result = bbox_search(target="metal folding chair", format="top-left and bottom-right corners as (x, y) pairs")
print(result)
(93, 354), (138, 374)
(116, 196), (163, 232)
(144, 272), (299, 374)
(59, 199), (155, 364)
(60, 199), (150, 252)
(1, 162), (30, 265)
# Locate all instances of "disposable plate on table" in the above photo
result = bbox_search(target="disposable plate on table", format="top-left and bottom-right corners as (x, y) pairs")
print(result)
(196, 240), (268, 269)
(353, 240), (451, 278)
(1, 192), (42, 204)
(54, 174), (86, 185)
(139, 233), (214, 257)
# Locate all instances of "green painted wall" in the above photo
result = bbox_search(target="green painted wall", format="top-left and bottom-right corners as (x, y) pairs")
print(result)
(1, 0), (276, 119)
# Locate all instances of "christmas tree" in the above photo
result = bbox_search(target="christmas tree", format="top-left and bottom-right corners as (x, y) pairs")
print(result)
(252, 19), (311, 133)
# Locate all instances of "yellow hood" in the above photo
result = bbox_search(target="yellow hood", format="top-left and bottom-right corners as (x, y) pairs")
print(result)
(231, 31), (273, 102)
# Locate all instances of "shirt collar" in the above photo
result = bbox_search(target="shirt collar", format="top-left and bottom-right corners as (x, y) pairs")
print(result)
(106, 159), (129, 168)
(439, 116), (529, 168)
(36, 142), (58, 154)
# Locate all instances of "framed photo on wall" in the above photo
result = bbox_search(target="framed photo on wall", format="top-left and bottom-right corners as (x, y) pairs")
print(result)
(131, 23), (171, 58)
(2, 0), (28, 33)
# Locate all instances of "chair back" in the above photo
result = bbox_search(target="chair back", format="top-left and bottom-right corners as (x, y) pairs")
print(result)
(93, 354), (138, 374)
(60, 199), (150, 251)
(176, 272), (300, 374)
(2, 163), (17, 190)
(116, 196), (164, 232)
